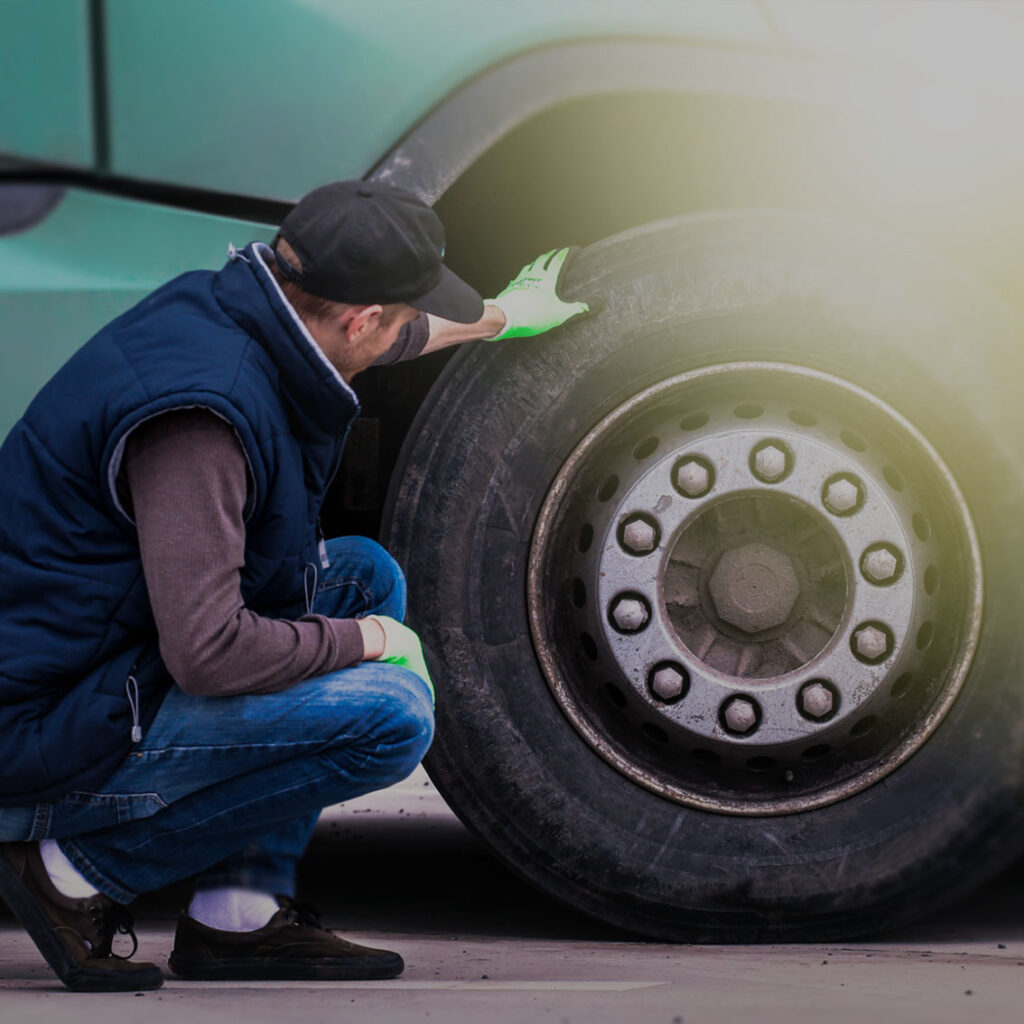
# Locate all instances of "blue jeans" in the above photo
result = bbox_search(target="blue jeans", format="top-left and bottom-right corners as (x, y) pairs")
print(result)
(0, 537), (434, 904)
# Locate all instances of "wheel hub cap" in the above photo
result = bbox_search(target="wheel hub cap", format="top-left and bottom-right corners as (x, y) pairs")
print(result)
(528, 363), (982, 815)
(708, 543), (800, 634)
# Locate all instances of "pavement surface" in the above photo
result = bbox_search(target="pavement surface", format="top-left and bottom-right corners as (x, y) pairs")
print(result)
(2, 767), (1024, 1023)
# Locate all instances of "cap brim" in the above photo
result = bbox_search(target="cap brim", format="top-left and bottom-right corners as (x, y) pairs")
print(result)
(408, 266), (484, 323)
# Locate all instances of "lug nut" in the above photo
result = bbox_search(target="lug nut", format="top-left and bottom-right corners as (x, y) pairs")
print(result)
(861, 543), (902, 585)
(750, 441), (792, 483)
(609, 594), (651, 634)
(648, 663), (688, 702)
(851, 622), (894, 664)
(799, 681), (837, 721)
(673, 456), (714, 498)
(822, 473), (865, 516)
(721, 696), (759, 735)
(620, 515), (659, 555)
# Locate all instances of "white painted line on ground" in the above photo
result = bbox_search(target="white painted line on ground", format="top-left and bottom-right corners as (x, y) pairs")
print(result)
(153, 980), (668, 992)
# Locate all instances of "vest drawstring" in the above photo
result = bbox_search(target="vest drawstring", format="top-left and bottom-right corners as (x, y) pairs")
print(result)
(316, 517), (330, 569)
(304, 562), (318, 616)
(125, 675), (143, 744)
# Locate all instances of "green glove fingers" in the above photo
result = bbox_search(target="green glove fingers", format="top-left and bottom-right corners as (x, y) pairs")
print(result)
(368, 615), (435, 705)
(486, 245), (592, 341)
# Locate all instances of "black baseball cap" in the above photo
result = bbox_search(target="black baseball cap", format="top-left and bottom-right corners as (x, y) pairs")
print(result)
(274, 180), (484, 323)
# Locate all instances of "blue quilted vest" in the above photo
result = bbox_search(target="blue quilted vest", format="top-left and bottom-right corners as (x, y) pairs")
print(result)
(0, 243), (359, 804)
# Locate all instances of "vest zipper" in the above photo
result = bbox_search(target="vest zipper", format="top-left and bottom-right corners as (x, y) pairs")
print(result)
(125, 671), (143, 744)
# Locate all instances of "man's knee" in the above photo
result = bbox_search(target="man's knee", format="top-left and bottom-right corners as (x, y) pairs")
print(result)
(320, 667), (433, 785)
(375, 669), (434, 782)
(319, 536), (406, 620)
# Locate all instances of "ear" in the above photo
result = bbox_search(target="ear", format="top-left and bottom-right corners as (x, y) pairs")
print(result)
(342, 304), (384, 342)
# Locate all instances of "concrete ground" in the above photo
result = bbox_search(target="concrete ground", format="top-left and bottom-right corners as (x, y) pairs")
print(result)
(2, 767), (1023, 1024)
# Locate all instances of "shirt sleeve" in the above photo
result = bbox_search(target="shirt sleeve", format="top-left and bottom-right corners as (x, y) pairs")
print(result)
(372, 311), (430, 366)
(122, 408), (364, 696)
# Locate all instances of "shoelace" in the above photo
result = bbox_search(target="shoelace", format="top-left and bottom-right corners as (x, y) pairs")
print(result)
(93, 902), (140, 960)
(280, 898), (331, 933)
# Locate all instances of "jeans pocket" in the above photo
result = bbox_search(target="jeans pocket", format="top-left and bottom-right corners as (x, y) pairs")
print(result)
(46, 790), (168, 839)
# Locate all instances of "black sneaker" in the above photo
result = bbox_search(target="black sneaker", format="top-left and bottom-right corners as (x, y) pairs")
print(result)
(168, 897), (404, 980)
(0, 842), (163, 992)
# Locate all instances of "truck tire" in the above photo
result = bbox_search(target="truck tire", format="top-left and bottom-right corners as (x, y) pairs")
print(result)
(382, 212), (1024, 941)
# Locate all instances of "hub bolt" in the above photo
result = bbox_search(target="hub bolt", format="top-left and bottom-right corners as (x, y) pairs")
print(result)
(852, 622), (894, 664)
(708, 543), (800, 634)
(648, 663), (689, 703)
(799, 681), (837, 721)
(620, 515), (659, 556)
(721, 696), (760, 735)
(822, 473), (865, 516)
(673, 456), (714, 498)
(750, 441), (792, 483)
(861, 543), (903, 585)
(609, 594), (651, 634)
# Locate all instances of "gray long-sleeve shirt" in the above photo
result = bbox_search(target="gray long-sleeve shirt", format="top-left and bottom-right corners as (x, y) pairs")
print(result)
(121, 312), (428, 696)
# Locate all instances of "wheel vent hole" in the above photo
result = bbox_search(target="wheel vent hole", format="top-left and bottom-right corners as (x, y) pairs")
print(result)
(570, 578), (586, 609)
(801, 744), (831, 762)
(632, 437), (659, 461)
(691, 748), (721, 766)
(788, 408), (818, 427)
(642, 723), (670, 745)
(680, 411), (709, 431)
(576, 523), (594, 553)
(851, 715), (877, 737)
(924, 565), (940, 595)
(916, 621), (934, 650)
(579, 632), (599, 662)
(883, 465), (905, 491)
(603, 684), (627, 709)
(913, 512), (931, 541)
(891, 673), (913, 699)
(840, 429), (868, 452)
(597, 474), (619, 502)
(746, 756), (778, 773)
(733, 402), (764, 420)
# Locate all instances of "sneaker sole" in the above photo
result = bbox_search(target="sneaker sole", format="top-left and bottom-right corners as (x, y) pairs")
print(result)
(0, 849), (163, 992)
(168, 951), (404, 981)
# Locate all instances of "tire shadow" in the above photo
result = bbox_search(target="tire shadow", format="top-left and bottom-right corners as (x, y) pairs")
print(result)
(295, 814), (630, 940)
(294, 810), (1024, 947)
(7, 810), (1024, 947)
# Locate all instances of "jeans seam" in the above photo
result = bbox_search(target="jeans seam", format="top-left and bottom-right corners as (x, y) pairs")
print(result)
(54, 790), (169, 807)
(130, 740), (338, 761)
(316, 576), (373, 604)
(30, 804), (51, 842)
(113, 753), (358, 857)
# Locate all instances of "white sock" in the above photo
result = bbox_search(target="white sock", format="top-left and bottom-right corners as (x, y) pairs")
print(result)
(40, 839), (100, 899)
(188, 887), (279, 932)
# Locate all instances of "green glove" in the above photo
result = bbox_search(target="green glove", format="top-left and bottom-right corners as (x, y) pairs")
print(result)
(369, 615), (435, 704)
(486, 247), (592, 341)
